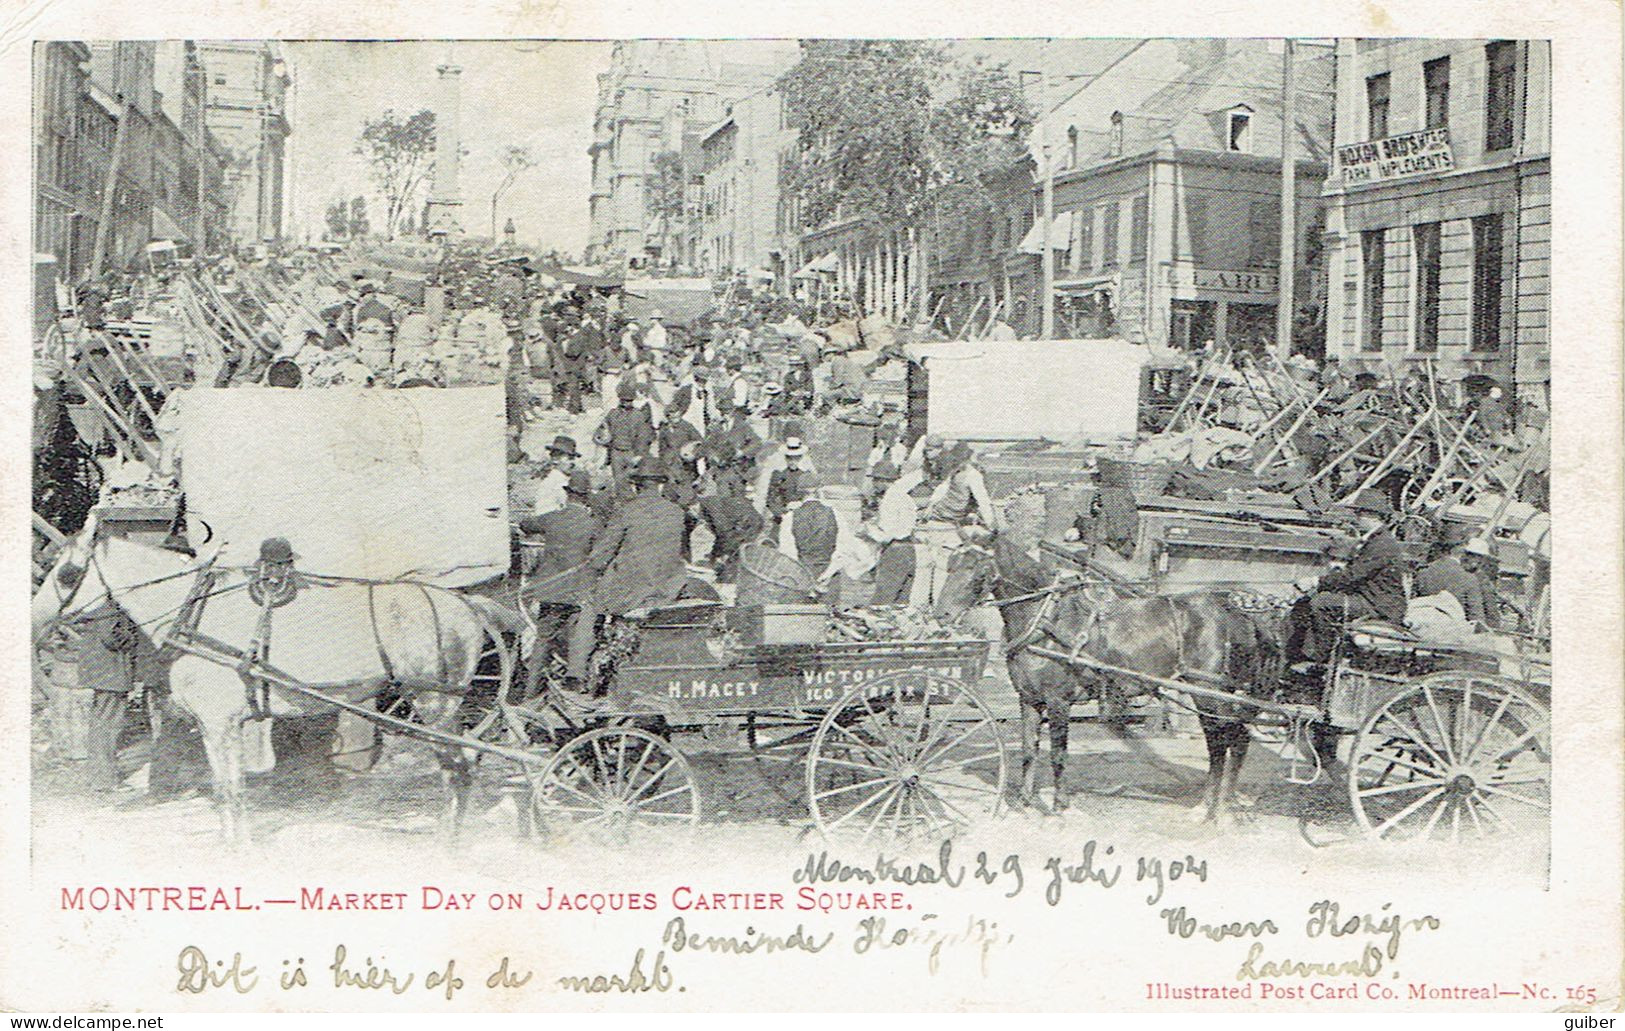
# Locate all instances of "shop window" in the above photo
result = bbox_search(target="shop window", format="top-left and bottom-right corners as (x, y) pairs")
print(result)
(1413, 222), (1441, 352)
(1130, 194), (1148, 261)
(1485, 42), (1517, 151)
(1361, 229), (1385, 352)
(1078, 209), (1094, 271)
(1101, 200), (1119, 267)
(1366, 72), (1390, 140)
(1471, 214), (1504, 351)
(1424, 57), (1450, 131)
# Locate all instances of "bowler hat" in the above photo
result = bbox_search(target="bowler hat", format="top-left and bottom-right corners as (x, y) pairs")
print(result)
(258, 537), (298, 563)
(547, 435), (580, 458)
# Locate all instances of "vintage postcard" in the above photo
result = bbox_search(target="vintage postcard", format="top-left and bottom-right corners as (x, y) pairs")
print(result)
(3, 0), (1621, 1016)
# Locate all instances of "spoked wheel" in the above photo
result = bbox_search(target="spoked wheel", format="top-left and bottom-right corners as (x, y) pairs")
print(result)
(1349, 671), (1550, 843)
(807, 670), (1006, 843)
(533, 726), (702, 836)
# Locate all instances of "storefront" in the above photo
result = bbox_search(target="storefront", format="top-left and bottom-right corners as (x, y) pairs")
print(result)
(1161, 264), (1280, 354)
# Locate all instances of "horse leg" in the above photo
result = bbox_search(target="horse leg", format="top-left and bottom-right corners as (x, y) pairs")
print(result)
(435, 751), (475, 843)
(171, 667), (252, 844)
(410, 692), (478, 844)
(1216, 721), (1252, 826)
(1192, 713), (1227, 822)
(1016, 701), (1040, 808)
(1047, 700), (1071, 813)
(217, 718), (251, 845)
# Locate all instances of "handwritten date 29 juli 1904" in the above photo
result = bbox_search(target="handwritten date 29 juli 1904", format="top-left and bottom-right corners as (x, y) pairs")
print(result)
(148, 837), (1592, 1004)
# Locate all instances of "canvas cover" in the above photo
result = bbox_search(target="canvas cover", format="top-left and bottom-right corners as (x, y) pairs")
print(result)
(909, 338), (1148, 442)
(620, 277), (717, 326)
(175, 386), (508, 586)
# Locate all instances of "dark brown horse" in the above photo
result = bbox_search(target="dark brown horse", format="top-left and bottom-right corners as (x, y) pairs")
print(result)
(938, 539), (1276, 820)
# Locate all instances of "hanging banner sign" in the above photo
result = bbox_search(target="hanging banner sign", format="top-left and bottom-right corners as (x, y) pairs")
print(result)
(1339, 127), (1456, 186)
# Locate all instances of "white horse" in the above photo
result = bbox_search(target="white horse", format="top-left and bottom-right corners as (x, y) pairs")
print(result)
(34, 528), (515, 843)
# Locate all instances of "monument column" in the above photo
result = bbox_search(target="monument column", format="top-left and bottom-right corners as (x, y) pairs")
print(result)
(424, 62), (464, 238)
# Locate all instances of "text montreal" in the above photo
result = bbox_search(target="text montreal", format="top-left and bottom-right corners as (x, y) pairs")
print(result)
(61, 885), (255, 911)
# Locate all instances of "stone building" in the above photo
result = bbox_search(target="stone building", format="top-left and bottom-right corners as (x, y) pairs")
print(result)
(585, 40), (798, 264)
(196, 41), (292, 246)
(1031, 39), (1332, 351)
(33, 41), (96, 280)
(697, 82), (795, 280)
(1321, 39), (1551, 402)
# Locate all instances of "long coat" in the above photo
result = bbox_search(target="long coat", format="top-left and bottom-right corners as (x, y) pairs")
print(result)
(1319, 527), (1409, 623)
(587, 490), (688, 615)
(77, 603), (139, 693)
(517, 501), (601, 605)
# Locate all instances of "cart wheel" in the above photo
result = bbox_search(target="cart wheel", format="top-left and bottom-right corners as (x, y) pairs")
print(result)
(1349, 671), (1549, 843)
(533, 726), (701, 833)
(808, 670), (1006, 842)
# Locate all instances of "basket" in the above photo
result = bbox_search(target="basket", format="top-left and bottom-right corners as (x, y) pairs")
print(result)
(1097, 457), (1174, 496)
(736, 542), (817, 607)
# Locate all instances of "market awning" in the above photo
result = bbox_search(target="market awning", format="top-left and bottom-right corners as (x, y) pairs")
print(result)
(1054, 271), (1118, 295)
(1017, 214), (1073, 255)
(792, 251), (838, 279)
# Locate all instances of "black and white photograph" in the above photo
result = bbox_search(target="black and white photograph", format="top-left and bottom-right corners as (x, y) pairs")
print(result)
(7, 7), (1621, 1017)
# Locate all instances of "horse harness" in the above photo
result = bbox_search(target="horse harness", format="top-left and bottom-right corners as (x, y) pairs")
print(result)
(163, 554), (449, 722)
(997, 575), (1193, 686)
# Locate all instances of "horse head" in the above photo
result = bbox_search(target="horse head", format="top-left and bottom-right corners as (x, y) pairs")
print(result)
(933, 538), (997, 623)
(35, 528), (214, 643)
(32, 519), (103, 639)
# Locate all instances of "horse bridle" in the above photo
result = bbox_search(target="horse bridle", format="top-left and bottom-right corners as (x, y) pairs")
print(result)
(991, 573), (1105, 658)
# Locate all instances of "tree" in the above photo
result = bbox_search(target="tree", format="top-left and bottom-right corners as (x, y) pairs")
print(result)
(399, 211), (417, 236)
(355, 109), (436, 239)
(779, 41), (1032, 316)
(324, 199), (349, 240)
(647, 150), (686, 224)
(490, 145), (535, 236)
(348, 196), (371, 239)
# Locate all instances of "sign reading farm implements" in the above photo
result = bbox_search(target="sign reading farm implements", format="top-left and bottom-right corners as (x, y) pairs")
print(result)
(1339, 127), (1455, 186)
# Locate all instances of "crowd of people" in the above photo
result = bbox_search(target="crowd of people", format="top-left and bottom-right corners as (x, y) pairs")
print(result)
(33, 238), (1552, 799)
